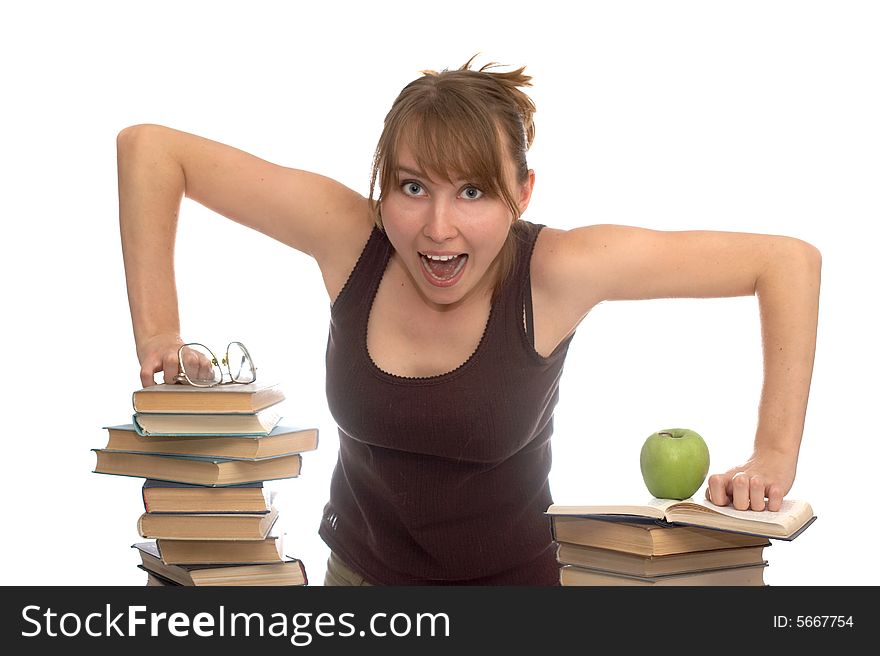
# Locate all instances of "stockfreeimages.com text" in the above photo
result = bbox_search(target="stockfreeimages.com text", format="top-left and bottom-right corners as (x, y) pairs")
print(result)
(21, 604), (450, 645)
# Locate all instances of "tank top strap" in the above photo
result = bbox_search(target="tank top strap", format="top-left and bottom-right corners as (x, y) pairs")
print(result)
(495, 220), (545, 348)
(330, 226), (392, 323)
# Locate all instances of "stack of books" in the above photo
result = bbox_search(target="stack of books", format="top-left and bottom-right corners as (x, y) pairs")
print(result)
(546, 497), (816, 586)
(92, 381), (318, 586)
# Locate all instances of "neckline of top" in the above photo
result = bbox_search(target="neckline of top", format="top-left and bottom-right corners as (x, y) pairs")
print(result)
(361, 233), (499, 385)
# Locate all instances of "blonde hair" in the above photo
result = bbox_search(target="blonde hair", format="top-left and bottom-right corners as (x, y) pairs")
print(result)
(369, 55), (537, 299)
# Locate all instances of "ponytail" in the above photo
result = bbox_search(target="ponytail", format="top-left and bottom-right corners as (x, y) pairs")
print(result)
(457, 54), (536, 150)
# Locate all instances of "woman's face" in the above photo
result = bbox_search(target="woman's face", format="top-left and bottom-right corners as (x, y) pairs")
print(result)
(380, 143), (534, 311)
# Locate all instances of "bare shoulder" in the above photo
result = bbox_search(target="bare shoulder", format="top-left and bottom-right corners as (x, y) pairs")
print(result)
(316, 205), (376, 303)
(530, 225), (606, 312)
(530, 223), (686, 315)
(524, 226), (603, 351)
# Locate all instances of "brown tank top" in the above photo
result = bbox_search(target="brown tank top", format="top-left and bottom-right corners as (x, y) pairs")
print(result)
(320, 220), (575, 584)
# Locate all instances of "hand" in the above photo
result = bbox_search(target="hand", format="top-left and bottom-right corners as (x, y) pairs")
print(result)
(136, 333), (185, 387)
(178, 344), (218, 385)
(704, 449), (797, 512)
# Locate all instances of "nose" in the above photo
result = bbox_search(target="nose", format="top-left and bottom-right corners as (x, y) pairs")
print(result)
(423, 196), (458, 243)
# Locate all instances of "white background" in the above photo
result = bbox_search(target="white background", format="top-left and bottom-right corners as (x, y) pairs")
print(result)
(1, 0), (877, 586)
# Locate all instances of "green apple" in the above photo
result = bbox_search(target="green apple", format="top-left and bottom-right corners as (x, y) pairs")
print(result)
(640, 428), (710, 500)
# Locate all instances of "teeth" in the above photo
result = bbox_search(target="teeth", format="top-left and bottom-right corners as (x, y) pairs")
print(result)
(420, 252), (468, 281)
(422, 254), (460, 261)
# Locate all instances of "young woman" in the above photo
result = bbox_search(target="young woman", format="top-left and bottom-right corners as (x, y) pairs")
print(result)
(116, 57), (821, 585)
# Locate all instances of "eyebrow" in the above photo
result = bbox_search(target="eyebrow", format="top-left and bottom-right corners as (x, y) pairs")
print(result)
(395, 165), (472, 185)
(396, 165), (431, 179)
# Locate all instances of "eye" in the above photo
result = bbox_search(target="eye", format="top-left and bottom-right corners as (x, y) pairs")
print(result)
(401, 181), (425, 196)
(462, 186), (483, 200)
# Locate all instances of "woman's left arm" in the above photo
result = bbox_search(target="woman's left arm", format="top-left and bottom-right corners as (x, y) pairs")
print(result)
(538, 225), (822, 512)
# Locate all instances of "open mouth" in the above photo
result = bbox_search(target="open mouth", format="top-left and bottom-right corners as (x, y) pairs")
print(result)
(419, 252), (469, 283)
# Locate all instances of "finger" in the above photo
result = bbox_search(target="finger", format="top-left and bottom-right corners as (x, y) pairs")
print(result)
(731, 472), (751, 511)
(140, 364), (159, 388)
(163, 352), (180, 385)
(180, 347), (196, 371)
(199, 355), (215, 382)
(180, 347), (203, 378)
(767, 484), (784, 512)
(749, 476), (766, 511)
(706, 474), (730, 506)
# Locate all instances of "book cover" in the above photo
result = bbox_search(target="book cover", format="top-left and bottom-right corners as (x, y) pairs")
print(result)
(550, 515), (771, 556)
(137, 506), (279, 540)
(143, 570), (180, 586)
(133, 542), (308, 586)
(155, 531), (286, 565)
(104, 423), (318, 459)
(142, 479), (273, 514)
(547, 497), (816, 540)
(555, 541), (770, 577)
(132, 382), (285, 414)
(93, 449), (302, 486)
(132, 409), (282, 437)
(559, 562), (768, 586)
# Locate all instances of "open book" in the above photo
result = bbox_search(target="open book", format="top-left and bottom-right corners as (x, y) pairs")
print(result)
(547, 497), (816, 540)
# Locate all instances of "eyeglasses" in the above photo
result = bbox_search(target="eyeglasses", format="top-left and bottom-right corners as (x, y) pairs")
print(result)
(173, 341), (256, 387)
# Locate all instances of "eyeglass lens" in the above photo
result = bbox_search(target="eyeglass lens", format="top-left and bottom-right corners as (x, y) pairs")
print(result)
(180, 344), (223, 386)
(226, 341), (256, 383)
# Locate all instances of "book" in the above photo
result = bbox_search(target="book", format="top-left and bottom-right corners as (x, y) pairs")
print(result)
(133, 542), (308, 586)
(93, 449), (302, 486)
(559, 562), (768, 586)
(104, 424), (319, 459)
(555, 541), (770, 577)
(142, 479), (272, 514)
(137, 506), (279, 540)
(132, 382), (284, 414)
(550, 516), (770, 556)
(547, 497), (816, 540)
(145, 571), (178, 586)
(133, 408), (282, 436)
(155, 533), (286, 565)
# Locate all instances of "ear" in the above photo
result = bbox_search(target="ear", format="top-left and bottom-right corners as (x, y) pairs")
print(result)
(517, 169), (536, 216)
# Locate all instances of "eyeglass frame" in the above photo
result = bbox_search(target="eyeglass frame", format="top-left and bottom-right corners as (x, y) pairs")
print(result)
(173, 340), (257, 387)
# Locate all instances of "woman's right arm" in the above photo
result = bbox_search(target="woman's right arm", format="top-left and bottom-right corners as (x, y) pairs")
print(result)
(116, 124), (373, 387)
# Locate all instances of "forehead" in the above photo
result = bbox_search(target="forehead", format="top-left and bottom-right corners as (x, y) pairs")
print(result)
(394, 143), (455, 182)
(391, 128), (514, 186)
